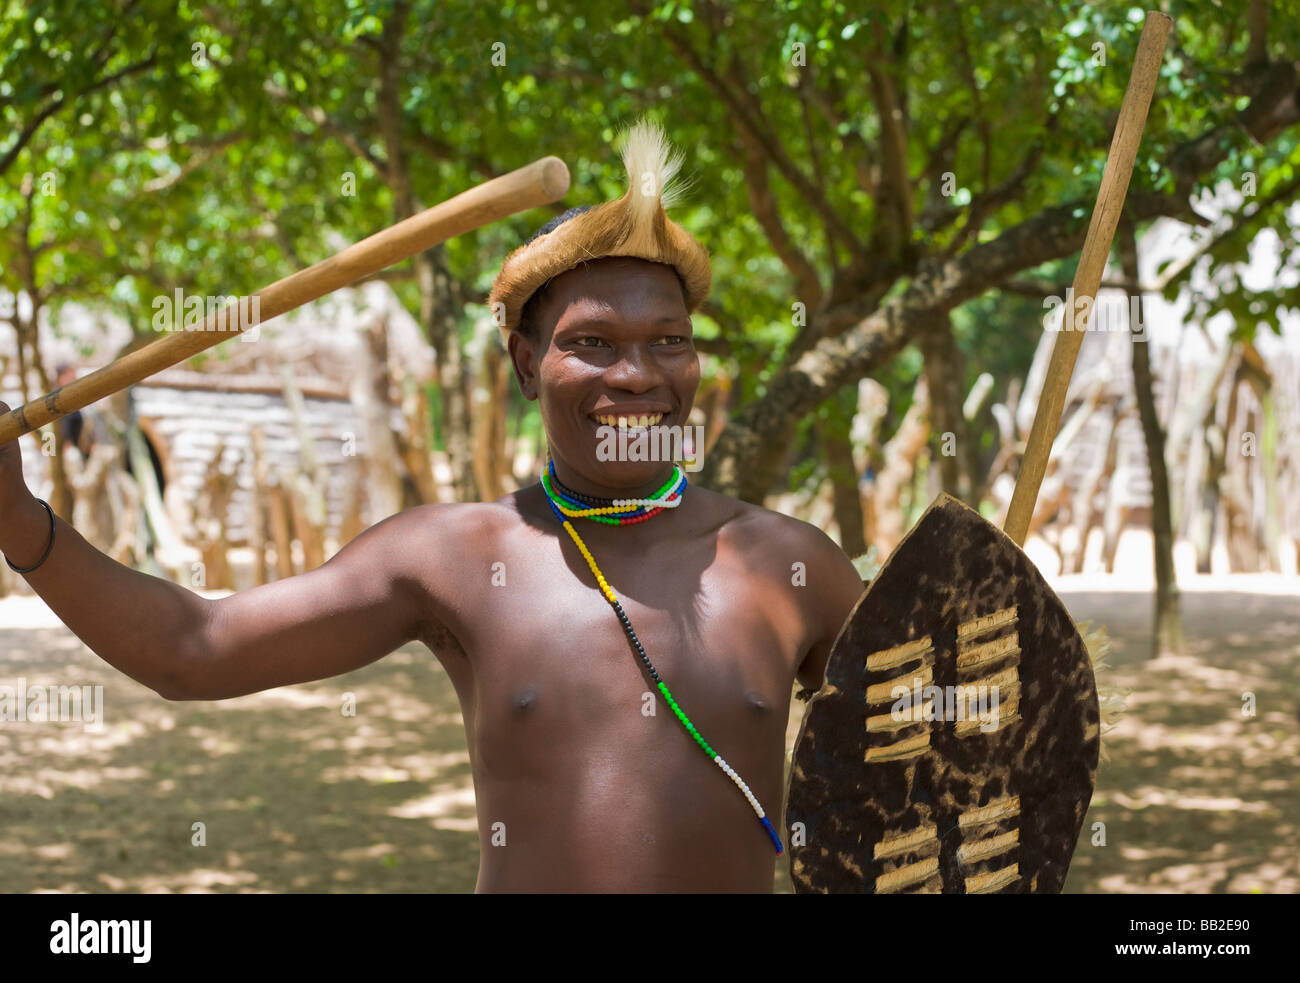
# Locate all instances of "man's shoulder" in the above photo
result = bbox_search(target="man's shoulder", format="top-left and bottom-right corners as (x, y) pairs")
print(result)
(704, 490), (859, 582)
(703, 490), (866, 690)
(708, 490), (837, 550)
(379, 497), (525, 551)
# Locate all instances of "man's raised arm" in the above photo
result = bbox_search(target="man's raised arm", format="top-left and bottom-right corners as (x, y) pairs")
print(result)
(0, 402), (429, 701)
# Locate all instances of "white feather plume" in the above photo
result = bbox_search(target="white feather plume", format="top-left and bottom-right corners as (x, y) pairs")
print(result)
(618, 117), (690, 217)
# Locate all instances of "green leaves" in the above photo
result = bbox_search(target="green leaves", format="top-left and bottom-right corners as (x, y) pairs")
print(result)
(1, 0), (1294, 493)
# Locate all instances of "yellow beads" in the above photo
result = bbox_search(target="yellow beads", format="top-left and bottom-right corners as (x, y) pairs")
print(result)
(562, 520), (619, 604)
(564, 505), (631, 517)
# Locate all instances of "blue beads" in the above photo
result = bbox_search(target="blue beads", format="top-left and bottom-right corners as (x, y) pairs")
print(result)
(760, 816), (784, 855)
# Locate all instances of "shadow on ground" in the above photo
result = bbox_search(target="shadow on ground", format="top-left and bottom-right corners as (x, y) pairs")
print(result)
(1053, 588), (1299, 894)
(0, 634), (479, 893)
(3, 587), (1295, 893)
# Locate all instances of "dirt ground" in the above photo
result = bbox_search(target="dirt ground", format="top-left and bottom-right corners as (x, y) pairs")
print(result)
(1, 575), (1296, 894)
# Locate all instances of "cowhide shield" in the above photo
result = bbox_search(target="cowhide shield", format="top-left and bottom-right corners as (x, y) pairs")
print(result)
(786, 493), (1099, 893)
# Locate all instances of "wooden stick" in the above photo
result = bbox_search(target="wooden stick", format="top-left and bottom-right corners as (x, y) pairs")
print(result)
(1004, 11), (1171, 547)
(0, 156), (570, 445)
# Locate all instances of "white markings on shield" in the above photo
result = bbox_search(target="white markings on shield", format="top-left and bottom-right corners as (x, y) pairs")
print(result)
(871, 823), (942, 894)
(863, 636), (934, 762)
(954, 604), (1021, 736)
(860, 607), (1028, 893)
(957, 794), (1021, 893)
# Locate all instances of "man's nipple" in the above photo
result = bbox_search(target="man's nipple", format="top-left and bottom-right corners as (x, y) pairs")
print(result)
(513, 687), (539, 713)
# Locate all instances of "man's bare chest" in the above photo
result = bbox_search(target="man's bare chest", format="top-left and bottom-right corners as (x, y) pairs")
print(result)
(426, 526), (808, 761)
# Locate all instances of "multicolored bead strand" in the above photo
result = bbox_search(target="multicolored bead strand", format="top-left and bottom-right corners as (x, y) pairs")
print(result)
(542, 460), (686, 525)
(540, 462), (784, 855)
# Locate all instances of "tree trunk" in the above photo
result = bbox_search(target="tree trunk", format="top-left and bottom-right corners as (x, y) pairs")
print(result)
(15, 317), (74, 519)
(1120, 222), (1184, 658)
(919, 313), (970, 500)
(1193, 345), (1241, 572)
(869, 377), (930, 554)
(1169, 337), (1233, 546)
(1260, 390), (1282, 571)
(423, 247), (479, 501)
(399, 373), (440, 504)
(373, 5), (477, 504)
(852, 378), (889, 549)
(818, 387), (868, 558)
(1236, 343), (1277, 571)
(1066, 397), (1121, 574)
(470, 335), (511, 502)
(961, 371), (995, 505)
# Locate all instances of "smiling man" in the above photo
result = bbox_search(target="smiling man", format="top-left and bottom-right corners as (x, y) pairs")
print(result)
(0, 119), (866, 893)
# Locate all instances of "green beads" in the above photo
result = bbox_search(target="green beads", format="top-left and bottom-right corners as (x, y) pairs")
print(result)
(658, 681), (716, 758)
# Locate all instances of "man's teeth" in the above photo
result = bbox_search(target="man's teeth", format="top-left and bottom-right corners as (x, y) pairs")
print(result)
(593, 413), (664, 428)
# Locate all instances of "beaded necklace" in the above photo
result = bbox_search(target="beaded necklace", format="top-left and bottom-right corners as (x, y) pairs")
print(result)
(540, 458), (784, 855)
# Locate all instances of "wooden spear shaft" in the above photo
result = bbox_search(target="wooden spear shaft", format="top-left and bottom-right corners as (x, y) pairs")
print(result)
(1004, 11), (1171, 547)
(0, 156), (570, 445)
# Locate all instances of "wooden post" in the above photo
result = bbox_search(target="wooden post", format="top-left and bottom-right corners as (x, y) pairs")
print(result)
(354, 314), (405, 520)
(280, 359), (329, 570)
(287, 475), (326, 572)
(338, 456), (367, 548)
(194, 443), (237, 590)
(265, 472), (296, 580)
(248, 425), (270, 586)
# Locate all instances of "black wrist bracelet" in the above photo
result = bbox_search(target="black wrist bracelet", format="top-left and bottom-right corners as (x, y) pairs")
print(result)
(4, 497), (56, 575)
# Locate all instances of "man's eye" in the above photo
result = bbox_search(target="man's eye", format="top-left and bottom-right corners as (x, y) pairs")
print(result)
(577, 336), (607, 347)
(658, 335), (688, 344)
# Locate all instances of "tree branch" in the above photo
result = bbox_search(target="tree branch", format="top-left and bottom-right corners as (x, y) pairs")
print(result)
(377, 0), (415, 218)
(644, 0), (864, 258)
(734, 129), (824, 311)
(263, 80), (386, 174)
(1245, 0), (1269, 68)
(942, 111), (1059, 258)
(697, 298), (745, 348)
(1153, 168), (1300, 297)
(0, 51), (157, 177)
(864, 17), (913, 262)
(141, 131), (247, 192)
(803, 65), (878, 199)
(953, 5), (991, 190)
(699, 183), (1206, 499)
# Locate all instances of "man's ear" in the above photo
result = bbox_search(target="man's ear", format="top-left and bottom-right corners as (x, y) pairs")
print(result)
(508, 331), (539, 400)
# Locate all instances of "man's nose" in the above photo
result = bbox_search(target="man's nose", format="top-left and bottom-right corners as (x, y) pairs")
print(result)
(604, 344), (664, 390)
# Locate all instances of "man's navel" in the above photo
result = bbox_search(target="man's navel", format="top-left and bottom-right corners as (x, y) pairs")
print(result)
(744, 690), (770, 713)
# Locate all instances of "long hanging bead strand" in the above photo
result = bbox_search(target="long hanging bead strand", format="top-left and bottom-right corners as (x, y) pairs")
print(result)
(540, 466), (784, 855)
